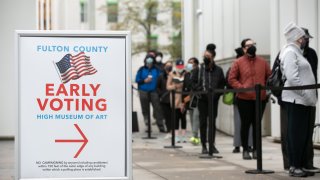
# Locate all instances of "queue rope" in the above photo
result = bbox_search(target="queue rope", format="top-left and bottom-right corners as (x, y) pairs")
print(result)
(132, 83), (320, 174)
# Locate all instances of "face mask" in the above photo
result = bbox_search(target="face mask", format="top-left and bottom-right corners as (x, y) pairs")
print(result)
(177, 68), (184, 73)
(247, 46), (256, 58)
(185, 63), (193, 72)
(203, 57), (210, 65)
(146, 57), (153, 65)
(165, 66), (172, 72)
(300, 39), (308, 50)
(156, 56), (162, 63)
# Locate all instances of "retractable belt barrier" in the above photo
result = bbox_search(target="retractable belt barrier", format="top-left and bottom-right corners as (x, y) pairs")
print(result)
(132, 83), (320, 174)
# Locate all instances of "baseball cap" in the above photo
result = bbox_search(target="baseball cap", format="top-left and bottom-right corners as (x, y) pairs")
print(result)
(175, 59), (184, 69)
(301, 27), (313, 39)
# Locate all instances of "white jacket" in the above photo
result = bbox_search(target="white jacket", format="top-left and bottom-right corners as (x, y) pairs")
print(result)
(280, 43), (317, 106)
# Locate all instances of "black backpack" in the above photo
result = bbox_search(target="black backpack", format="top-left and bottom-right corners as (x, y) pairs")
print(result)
(267, 53), (285, 97)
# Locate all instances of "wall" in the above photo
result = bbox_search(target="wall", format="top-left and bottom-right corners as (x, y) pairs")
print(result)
(0, 0), (37, 137)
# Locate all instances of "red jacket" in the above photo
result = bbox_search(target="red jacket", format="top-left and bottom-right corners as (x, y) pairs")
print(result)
(228, 55), (271, 100)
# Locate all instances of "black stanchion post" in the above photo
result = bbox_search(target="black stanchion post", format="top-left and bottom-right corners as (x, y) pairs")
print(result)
(200, 89), (222, 159)
(142, 92), (157, 139)
(245, 84), (274, 174)
(164, 90), (182, 149)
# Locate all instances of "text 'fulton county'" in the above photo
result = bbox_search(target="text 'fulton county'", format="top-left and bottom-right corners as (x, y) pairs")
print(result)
(37, 45), (108, 53)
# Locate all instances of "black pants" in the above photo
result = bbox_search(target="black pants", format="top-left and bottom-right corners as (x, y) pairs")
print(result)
(161, 103), (172, 132)
(280, 105), (316, 169)
(198, 98), (219, 147)
(280, 104), (289, 169)
(237, 99), (266, 151)
(284, 102), (311, 168)
(174, 109), (186, 130)
(305, 106), (316, 168)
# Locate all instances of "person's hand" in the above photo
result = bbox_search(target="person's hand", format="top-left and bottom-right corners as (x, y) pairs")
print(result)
(144, 77), (152, 83)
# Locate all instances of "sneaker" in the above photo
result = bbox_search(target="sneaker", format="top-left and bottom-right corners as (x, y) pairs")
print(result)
(302, 166), (320, 173)
(289, 167), (307, 177)
(202, 146), (208, 154)
(232, 147), (240, 153)
(181, 136), (187, 143)
(212, 146), (219, 154)
(175, 136), (181, 143)
(242, 151), (252, 160)
(164, 133), (171, 139)
(252, 151), (257, 159)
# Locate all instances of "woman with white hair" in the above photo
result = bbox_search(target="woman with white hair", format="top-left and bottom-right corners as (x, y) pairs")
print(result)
(280, 22), (317, 177)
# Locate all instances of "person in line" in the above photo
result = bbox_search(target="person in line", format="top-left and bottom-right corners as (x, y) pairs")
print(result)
(135, 54), (166, 133)
(183, 57), (201, 145)
(167, 59), (187, 143)
(280, 22), (317, 177)
(157, 61), (173, 139)
(228, 38), (271, 160)
(227, 46), (253, 153)
(279, 28), (320, 175)
(155, 51), (164, 72)
(198, 44), (226, 154)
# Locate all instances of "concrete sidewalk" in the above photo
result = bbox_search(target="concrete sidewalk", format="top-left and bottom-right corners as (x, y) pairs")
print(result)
(132, 130), (320, 180)
(1, 130), (320, 179)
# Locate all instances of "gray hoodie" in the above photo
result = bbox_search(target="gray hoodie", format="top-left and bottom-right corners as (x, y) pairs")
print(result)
(280, 43), (317, 106)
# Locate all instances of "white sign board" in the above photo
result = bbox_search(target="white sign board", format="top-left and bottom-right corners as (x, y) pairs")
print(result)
(16, 31), (132, 180)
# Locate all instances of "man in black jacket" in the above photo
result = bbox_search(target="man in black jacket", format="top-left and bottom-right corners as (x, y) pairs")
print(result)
(301, 28), (320, 173)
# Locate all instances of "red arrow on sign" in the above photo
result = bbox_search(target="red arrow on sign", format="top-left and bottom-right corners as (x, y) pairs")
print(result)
(55, 124), (88, 158)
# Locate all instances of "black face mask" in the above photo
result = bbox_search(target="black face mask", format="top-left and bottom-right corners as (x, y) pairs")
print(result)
(247, 46), (256, 58)
(301, 39), (308, 50)
(203, 57), (211, 65)
(165, 66), (172, 72)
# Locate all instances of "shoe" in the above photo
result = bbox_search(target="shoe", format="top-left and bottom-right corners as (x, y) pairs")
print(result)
(232, 147), (240, 153)
(252, 151), (257, 159)
(212, 146), (219, 154)
(202, 146), (208, 154)
(242, 151), (252, 160)
(180, 136), (186, 143)
(302, 166), (320, 173)
(248, 146), (253, 152)
(159, 126), (166, 133)
(289, 167), (307, 177)
(164, 133), (171, 139)
(175, 136), (181, 143)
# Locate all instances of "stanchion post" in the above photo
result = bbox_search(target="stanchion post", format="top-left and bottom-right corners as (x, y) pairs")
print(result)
(142, 92), (157, 139)
(245, 84), (274, 174)
(164, 90), (182, 148)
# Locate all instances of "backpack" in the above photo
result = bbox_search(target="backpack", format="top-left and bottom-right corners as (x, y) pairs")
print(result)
(267, 53), (285, 97)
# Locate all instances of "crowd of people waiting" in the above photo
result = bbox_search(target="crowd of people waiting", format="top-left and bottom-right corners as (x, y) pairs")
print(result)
(134, 22), (319, 177)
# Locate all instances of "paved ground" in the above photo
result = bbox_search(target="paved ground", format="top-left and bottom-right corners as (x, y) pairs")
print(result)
(2, 128), (319, 180)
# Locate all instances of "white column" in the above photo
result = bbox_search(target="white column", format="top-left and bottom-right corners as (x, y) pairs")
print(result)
(182, 0), (194, 60)
(270, 0), (280, 138)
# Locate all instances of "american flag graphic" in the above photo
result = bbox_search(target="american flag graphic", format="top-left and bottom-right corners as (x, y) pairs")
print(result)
(55, 52), (97, 84)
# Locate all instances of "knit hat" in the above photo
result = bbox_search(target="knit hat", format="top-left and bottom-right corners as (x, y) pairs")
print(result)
(284, 22), (305, 42)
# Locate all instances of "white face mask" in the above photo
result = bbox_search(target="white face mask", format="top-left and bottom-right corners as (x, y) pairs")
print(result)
(156, 56), (162, 63)
(177, 68), (184, 73)
(185, 63), (193, 72)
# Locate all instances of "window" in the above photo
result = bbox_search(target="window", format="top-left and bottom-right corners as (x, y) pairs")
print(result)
(80, 0), (88, 23)
(107, 0), (118, 23)
(172, 0), (181, 27)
